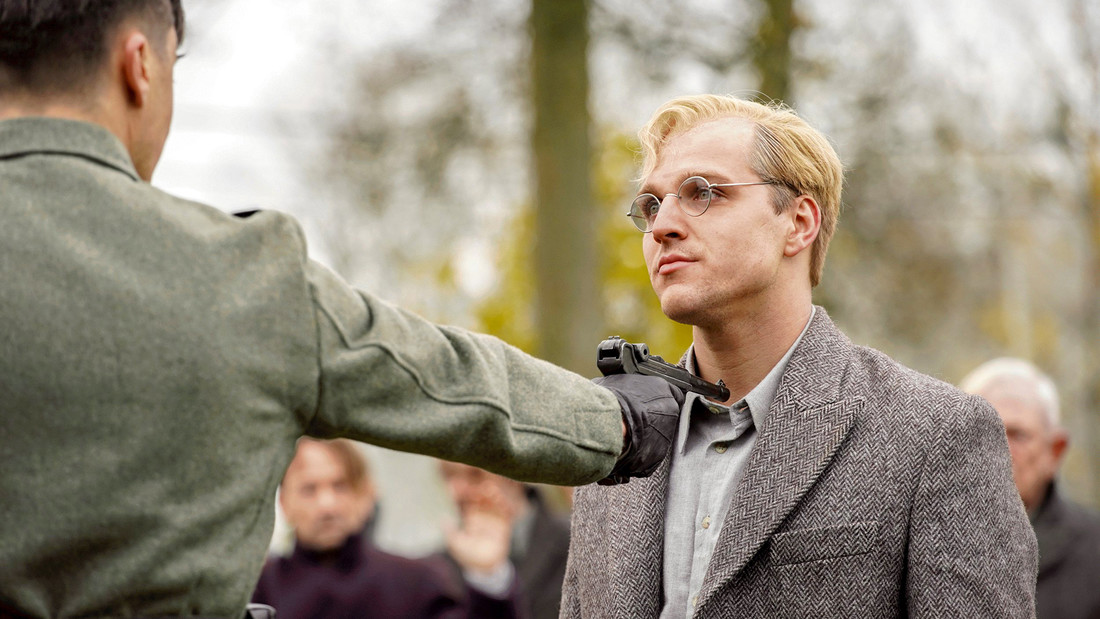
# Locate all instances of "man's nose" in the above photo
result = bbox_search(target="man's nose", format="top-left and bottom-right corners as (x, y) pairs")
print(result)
(650, 193), (687, 239)
(316, 488), (341, 510)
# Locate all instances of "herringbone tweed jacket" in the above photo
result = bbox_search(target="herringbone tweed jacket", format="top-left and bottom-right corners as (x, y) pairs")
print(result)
(562, 308), (1038, 618)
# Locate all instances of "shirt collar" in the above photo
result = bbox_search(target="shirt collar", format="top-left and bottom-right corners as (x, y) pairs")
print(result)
(675, 306), (816, 454)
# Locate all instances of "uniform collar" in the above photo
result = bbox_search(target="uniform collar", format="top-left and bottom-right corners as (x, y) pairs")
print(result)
(0, 116), (141, 182)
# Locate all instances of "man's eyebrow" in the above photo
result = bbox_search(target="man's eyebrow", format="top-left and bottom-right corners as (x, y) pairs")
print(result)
(637, 170), (731, 196)
(686, 170), (732, 182)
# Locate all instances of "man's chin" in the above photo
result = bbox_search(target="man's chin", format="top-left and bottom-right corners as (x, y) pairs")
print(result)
(301, 528), (352, 552)
(304, 539), (345, 552)
(658, 293), (706, 326)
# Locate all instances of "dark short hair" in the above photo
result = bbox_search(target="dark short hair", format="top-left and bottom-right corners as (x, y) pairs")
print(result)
(0, 0), (185, 94)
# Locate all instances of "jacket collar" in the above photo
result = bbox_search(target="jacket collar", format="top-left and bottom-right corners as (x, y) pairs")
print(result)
(0, 116), (140, 182)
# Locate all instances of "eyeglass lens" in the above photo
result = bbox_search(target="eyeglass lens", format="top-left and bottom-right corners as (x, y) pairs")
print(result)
(629, 176), (713, 232)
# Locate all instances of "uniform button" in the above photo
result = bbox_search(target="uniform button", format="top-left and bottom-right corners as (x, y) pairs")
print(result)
(714, 443), (728, 454)
(701, 515), (711, 529)
(692, 595), (699, 607)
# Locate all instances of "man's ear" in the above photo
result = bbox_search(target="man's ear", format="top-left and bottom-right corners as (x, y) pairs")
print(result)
(121, 31), (153, 107)
(784, 194), (821, 258)
(1050, 430), (1069, 466)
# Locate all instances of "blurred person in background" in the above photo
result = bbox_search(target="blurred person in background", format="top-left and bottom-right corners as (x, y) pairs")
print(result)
(253, 439), (523, 619)
(560, 94), (1037, 618)
(437, 461), (571, 619)
(0, 1), (686, 617)
(961, 358), (1100, 619)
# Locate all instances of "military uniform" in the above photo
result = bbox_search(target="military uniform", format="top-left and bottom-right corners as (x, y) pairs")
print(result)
(0, 117), (621, 618)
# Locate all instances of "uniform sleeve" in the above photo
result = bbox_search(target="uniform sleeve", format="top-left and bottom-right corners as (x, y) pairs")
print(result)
(906, 395), (1038, 617)
(301, 259), (622, 486)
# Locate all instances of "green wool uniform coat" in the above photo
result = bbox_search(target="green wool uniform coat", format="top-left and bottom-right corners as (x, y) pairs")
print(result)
(0, 117), (622, 619)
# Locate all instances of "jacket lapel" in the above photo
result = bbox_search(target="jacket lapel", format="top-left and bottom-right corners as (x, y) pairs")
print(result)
(695, 308), (861, 612)
(609, 456), (671, 618)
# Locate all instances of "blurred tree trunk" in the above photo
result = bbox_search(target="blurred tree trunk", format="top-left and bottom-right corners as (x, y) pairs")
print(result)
(751, 0), (795, 102)
(1084, 144), (1100, 505)
(530, 0), (601, 373)
(1080, 0), (1100, 504)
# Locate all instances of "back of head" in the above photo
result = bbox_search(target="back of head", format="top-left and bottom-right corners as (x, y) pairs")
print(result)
(638, 94), (844, 287)
(0, 0), (184, 97)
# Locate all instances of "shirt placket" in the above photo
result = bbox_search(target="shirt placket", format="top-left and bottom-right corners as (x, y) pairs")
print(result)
(686, 399), (753, 615)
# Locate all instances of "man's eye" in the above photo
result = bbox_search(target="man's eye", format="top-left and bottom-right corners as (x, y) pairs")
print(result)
(682, 185), (713, 203)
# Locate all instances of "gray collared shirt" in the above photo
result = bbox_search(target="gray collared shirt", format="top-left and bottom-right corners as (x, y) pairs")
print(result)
(660, 307), (815, 618)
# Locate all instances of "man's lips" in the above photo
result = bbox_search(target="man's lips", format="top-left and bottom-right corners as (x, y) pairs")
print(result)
(656, 255), (695, 276)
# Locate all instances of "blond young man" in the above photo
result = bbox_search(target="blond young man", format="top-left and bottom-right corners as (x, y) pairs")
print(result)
(561, 95), (1037, 618)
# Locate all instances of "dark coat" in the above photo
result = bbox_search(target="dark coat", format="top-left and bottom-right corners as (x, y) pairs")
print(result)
(562, 308), (1038, 618)
(1033, 484), (1100, 619)
(252, 534), (520, 619)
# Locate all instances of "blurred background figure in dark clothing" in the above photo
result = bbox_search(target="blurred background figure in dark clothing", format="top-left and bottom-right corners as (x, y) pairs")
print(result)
(253, 439), (523, 619)
(438, 461), (571, 619)
(962, 358), (1100, 619)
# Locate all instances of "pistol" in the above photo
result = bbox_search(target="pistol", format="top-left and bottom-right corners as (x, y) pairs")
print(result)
(597, 336), (730, 402)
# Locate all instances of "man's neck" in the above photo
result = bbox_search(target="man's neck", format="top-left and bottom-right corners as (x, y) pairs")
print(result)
(1, 96), (88, 121)
(691, 301), (814, 405)
(1, 93), (128, 151)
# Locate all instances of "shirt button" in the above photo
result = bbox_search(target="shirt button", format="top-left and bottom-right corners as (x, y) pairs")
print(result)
(701, 515), (711, 529)
(714, 443), (728, 454)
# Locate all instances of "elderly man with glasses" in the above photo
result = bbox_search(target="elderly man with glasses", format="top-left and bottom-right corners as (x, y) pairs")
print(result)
(559, 94), (1037, 618)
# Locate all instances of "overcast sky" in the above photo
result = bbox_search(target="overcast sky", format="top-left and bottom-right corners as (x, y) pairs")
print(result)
(156, 0), (451, 268)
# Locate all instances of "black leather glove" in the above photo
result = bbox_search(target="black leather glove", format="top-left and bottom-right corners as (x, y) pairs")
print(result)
(593, 373), (686, 485)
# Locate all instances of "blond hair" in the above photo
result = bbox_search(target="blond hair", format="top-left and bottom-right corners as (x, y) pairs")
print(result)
(638, 95), (844, 287)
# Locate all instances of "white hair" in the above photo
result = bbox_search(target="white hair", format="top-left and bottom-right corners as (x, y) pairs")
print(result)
(959, 357), (1061, 428)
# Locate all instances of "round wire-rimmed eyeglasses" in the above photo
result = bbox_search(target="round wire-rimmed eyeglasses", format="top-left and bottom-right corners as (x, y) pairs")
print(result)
(627, 175), (777, 233)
